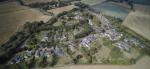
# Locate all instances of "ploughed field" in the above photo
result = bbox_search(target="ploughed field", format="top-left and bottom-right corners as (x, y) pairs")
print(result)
(0, 2), (51, 44)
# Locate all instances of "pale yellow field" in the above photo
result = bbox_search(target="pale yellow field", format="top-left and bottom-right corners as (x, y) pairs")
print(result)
(22, 0), (53, 5)
(81, 0), (106, 5)
(47, 5), (76, 15)
(122, 4), (150, 40)
(0, 2), (51, 44)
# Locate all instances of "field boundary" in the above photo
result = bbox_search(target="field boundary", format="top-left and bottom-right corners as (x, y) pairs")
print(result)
(121, 25), (150, 47)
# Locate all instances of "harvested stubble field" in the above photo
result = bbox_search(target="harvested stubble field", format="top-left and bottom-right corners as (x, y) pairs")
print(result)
(47, 5), (76, 15)
(122, 4), (150, 41)
(0, 2), (51, 44)
(81, 0), (106, 5)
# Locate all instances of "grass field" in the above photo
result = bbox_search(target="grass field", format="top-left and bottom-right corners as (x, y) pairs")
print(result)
(0, 2), (51, 44)
(122, 4), (150, 41)
(47, 5), (76, 15)
(92, 2), (129, 19)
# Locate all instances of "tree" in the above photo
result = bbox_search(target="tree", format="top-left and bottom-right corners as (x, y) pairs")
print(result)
(110, 47), (123, 58)
(50, 55), (59, 66)
(16, 0), (25, 5)
(130, 58), (136, 64)
(39, 56), (48, 67)
(47, 17), (57, 25)
(128, 0), (134, 11)
(74, 2), (89, 9)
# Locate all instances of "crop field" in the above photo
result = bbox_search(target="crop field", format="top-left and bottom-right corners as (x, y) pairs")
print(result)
(92, 2), (129, 19)
(122, 4), (150, 41)
(81, 0), (105, 5)
(47, 5), (76, 15)
(0, 2), (51, 44)
(0, 2), (27, 14)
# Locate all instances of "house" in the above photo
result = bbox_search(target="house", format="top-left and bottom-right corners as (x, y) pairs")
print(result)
(54, 46), (64, 56)
(115, 41), (131, 51)
(88, 19), (93, 25)
(41, 37), (49, 42)
(80, 34), (97, 48)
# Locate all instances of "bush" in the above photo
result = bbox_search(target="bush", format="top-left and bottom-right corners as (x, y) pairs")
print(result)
(110, 47), (123, 58)
(50, 55), (59, 67)
(74, 2), (89, 9)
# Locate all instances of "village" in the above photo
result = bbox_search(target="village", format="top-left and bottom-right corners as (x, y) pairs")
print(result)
(8, 4), (145, 66)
